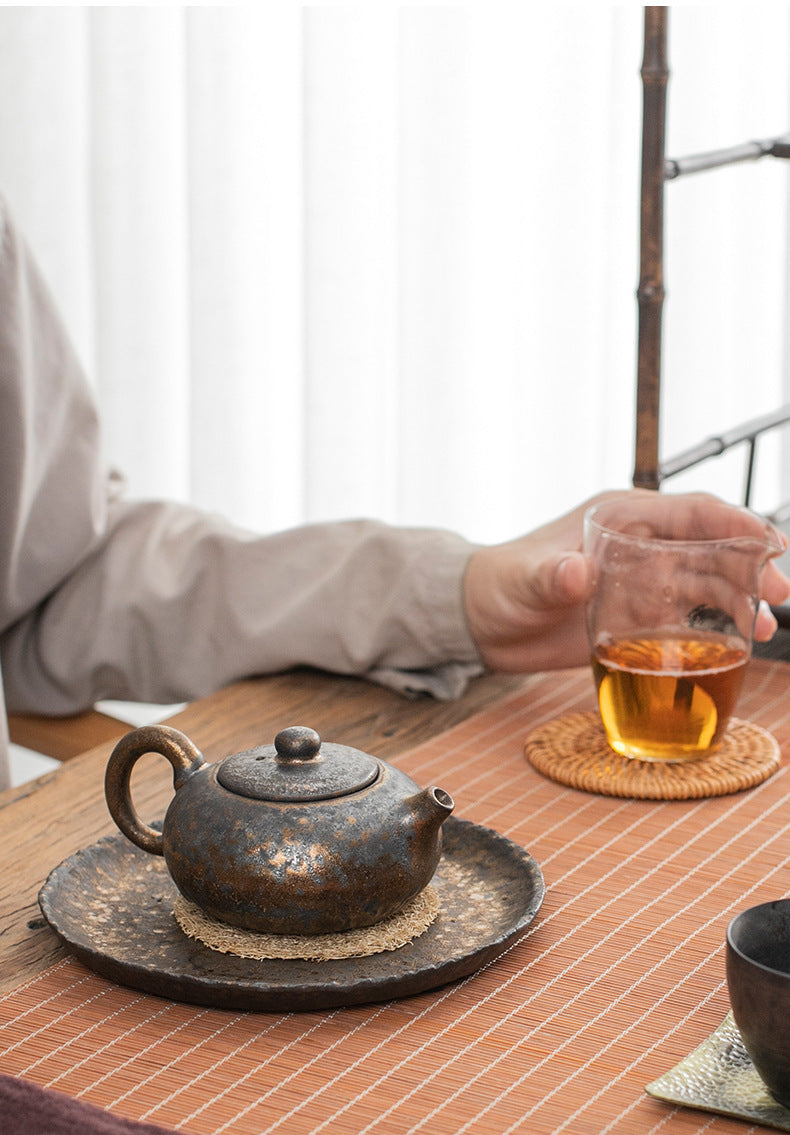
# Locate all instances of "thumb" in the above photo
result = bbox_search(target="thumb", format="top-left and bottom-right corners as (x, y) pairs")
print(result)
(541, 552), (590, 608)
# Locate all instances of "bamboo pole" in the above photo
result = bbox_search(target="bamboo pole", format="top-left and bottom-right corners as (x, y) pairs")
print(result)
(633, 6), (668, 491)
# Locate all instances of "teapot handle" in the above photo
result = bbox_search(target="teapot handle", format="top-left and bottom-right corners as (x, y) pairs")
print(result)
(104, 724), (205, 855)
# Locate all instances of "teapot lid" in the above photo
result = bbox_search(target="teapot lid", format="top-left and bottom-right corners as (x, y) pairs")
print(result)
(216, 725), (379, 802)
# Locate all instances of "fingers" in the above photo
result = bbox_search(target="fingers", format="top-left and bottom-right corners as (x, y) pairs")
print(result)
(760, 560), (790, 607)
(754, 599), (779, 643)
(587, 490), (786, 551)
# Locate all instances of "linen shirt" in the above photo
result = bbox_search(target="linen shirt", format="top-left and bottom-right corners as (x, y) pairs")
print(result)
(0, 198), (482, 789)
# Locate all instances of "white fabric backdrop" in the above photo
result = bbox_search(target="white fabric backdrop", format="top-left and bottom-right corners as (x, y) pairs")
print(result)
(0, 5), (787, 546)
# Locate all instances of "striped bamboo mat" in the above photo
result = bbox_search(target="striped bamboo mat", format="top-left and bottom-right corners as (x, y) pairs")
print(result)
(2, 663), (790, 1134)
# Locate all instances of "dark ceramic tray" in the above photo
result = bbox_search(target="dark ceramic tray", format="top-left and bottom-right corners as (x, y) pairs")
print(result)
(38, 817), (545, 1011)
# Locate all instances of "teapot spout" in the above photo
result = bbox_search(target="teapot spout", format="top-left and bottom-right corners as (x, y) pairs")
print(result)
(410, 785), (455, 831)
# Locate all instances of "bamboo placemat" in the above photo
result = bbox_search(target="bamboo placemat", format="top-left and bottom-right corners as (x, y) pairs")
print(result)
(2, 664), (790, 1135)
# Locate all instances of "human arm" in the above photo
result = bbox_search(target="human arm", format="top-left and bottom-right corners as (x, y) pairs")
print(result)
(3, 192), (788, 724)
(1, 501), (482, 715)
(0, 193), (482, 719)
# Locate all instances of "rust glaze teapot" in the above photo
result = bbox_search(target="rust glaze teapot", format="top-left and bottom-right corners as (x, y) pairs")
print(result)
(105, 724), (454, 936)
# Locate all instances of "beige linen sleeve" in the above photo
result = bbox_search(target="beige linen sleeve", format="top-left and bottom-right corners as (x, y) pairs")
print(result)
(1, 503), (483, 715)
(0, 193), (483, 731)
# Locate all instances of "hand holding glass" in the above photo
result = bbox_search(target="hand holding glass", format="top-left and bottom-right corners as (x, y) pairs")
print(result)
(583, 495), (784, 762)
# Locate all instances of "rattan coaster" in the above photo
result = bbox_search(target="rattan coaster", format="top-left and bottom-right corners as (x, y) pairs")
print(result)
(524, 713), (781, 800)
(173, 885), (440, 962)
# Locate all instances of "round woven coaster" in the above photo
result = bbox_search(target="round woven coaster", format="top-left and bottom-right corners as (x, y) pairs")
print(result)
(524, 714), (780, 800)
(173, 884), (439, 962)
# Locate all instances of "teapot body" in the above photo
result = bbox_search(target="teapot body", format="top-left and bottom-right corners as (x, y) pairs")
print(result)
(105, 724), (454, 935)
(163, 760), (445, 934)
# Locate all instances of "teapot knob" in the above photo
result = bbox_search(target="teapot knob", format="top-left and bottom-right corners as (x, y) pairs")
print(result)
(273, 726), (322, 763)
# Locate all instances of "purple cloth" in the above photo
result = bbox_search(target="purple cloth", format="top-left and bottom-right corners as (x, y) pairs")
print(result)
(0, 1072), (181, 1135)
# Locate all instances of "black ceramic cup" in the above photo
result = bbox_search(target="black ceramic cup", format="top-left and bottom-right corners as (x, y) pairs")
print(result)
(726, 899), (790, 1108)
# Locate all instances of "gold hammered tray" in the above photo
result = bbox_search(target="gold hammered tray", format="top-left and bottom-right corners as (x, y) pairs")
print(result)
(38, 817), (545, 1012)
(647, 1013), (790, 1130)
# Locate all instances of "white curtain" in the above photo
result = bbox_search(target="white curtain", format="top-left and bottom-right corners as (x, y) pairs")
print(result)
(0, 5), (787, 547)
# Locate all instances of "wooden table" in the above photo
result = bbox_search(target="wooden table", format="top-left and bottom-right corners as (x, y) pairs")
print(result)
(1, 660), (789, 1134)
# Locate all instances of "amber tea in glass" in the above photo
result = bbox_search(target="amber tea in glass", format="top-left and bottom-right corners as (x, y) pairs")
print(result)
(583, 495), (782, 763)
(591, 630), (748, 761)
